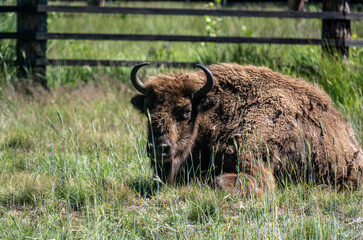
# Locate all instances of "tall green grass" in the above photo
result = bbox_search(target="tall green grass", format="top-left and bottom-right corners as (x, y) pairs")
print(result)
(0, 1), (362, 239)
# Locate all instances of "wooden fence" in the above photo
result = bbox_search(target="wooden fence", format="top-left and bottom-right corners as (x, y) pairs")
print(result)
(1, 0), (363, 87)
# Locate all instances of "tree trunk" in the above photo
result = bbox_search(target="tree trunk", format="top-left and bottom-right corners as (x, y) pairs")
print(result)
(322, 0), (351, 57)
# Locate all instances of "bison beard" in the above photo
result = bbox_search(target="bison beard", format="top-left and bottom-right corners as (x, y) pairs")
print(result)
(130, 63), (363, 194)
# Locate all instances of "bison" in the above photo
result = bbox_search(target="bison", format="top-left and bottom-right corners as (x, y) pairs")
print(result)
(130, 62), (363, 193)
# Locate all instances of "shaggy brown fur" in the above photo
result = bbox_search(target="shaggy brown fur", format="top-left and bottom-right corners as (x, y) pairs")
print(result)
(131, 63), (363, 193)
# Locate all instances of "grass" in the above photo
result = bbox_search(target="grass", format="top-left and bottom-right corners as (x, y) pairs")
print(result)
(0, 76), (362, 239)
(0, 1), (363, 239)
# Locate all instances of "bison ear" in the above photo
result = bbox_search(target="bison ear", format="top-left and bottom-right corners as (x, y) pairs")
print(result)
(197, 96), (219, 112)
(131, 94), (145, 113)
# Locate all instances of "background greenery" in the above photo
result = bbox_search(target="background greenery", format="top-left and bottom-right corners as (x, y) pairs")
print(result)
(0, 1), (362, 239)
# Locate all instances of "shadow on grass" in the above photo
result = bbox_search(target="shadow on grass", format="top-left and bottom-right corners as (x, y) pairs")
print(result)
(127, 178), (164, 198)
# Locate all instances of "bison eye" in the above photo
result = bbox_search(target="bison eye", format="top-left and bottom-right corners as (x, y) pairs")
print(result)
(183, 110), (191, 119)
(176, 109), (191, 121)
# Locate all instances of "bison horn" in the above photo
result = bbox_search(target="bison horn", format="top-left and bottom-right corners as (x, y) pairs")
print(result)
(194, 64), (214, 98)
(131, 62), (150, 94)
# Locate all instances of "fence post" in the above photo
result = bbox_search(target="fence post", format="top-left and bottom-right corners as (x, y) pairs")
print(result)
(16, 0), (48, 88)
(288, 0), (305, 11)
(322, 0), (351, 58)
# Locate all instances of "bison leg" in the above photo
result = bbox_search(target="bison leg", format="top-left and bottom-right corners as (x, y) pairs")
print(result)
(213, 173), (239, 192)
(213, 166), (276, 195)
(166, 159), (183, 184)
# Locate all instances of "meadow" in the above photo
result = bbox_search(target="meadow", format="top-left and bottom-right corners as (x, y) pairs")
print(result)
(0, 1), (362, 239)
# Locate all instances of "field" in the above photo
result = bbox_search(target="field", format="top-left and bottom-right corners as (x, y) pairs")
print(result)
(0, 1), (363, 239)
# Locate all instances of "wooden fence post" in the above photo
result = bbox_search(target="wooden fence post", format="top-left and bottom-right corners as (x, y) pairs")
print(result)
(322, 0), (351, 58)
(288, 0), (305, 11)
(87, 0), (105, 6)
(16, 0), (48, 88)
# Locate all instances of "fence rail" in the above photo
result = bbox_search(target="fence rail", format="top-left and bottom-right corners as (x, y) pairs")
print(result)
(0, 33), (326, 45)
(4, 31), (361, 48)
(0, 1), (362, 87)
(6, 33), (363, 47)
(1, 6), (363, 20)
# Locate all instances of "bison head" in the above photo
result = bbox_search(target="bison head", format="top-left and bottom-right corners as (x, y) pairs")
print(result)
(130, 63), (218, 183)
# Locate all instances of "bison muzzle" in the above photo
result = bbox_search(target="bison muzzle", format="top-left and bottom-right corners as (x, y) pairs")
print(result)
(130, 62), (363, 193)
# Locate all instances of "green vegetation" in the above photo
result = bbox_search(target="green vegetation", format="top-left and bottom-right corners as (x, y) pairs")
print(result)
(0, 1), (362, 239)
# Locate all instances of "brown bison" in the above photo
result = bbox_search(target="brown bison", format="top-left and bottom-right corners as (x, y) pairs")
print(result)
(130, 62), (363, 193)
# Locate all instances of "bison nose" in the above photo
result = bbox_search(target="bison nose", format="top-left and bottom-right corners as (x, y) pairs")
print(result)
(156, 143), (171, 155)
(147, 140), (173, 160)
